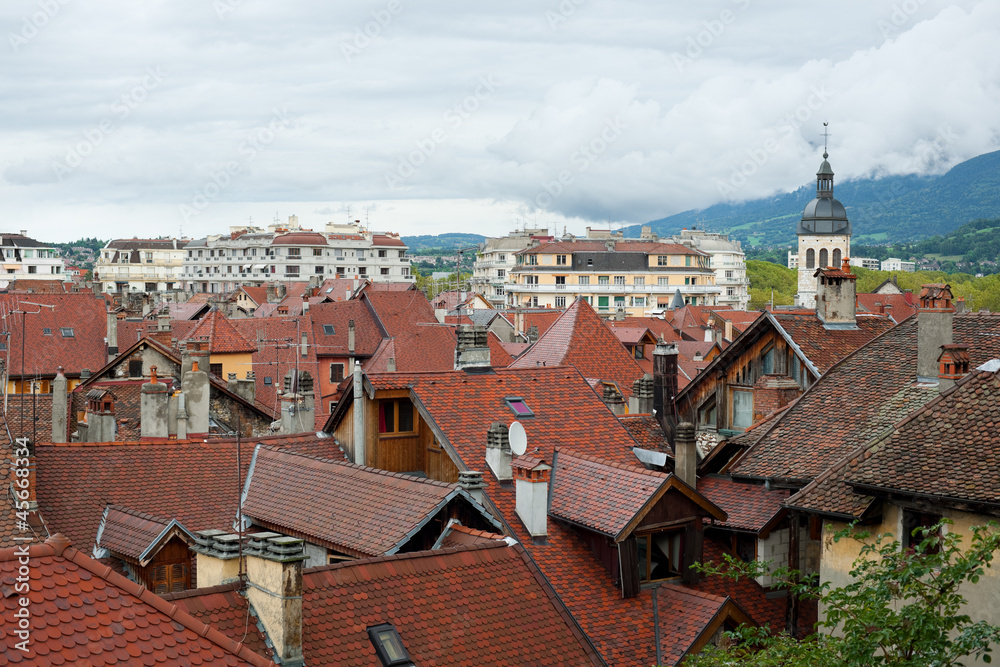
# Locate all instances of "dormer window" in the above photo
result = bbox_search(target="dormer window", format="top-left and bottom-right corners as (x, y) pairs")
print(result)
(505, 397), (533, 417)
(60, 328), (74, 338)
(367, 624), (414, 667)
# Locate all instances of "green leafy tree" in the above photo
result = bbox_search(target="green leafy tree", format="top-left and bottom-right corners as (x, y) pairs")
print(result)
(683, 521), (1000, 667)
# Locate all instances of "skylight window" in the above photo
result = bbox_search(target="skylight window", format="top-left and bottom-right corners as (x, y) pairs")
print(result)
(264, 377), (273, 385)
(323, 324), (335, 335)
(42, 328), (52, 335)
(60, 328), (74, 338)
(367, 624), (414, 667)
(505, 397), (533, 417)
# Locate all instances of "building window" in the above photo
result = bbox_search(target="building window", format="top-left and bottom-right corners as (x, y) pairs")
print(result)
(556, 254), (567, 265)
(330, 363), (344, 382)
(902, 510), (943, 553)
(380, 267), (390, 275)
(316, 266), (326, 274)
(27, 266), (36, 274)
(378, 399), (415, 434)
(498, 254), (506, 262)
(285, 266), (300, 276)
(554, 296), (566, 308)
(657, 255), (668, 266)
(614, 296), (626, 309)
(614, 276), (625, 286)
(832, 248), (842, 267)
(378, 249), (387, 258)
(264, 376), (272, 385)
(631, 345), (644, 360)
(586, 258), (593, 267)
(637, 529), (684, 581)
(42, 327), (52, 336)
(531, 296), (538, 307)
(727, 287), (736, 296)
(525, 276), (538, 286)
(685, 255), (692, 267)
(497, 269), (505, 278)
(209, 363), (223, 377)
(323, 324), (335, 335)
(762, 346), (774, 374)
(367, 624), (413, 667)
(732, 389), (753, 430)
(359, 267), (367, 276)
(313, 248), (323, 256)
(505, 397), (533, 417)
(725, 270), (733, 279)
(287, 248), (301, 258)
(598, 276), (609, 285)
(819, 248), (828, 268)
(806, 248), (815, 269)
(128, 359), (143, 377)
(631, 296), (646, 307)
(494, 286), (504, 296)
(578, 276), (589, 285)
(555, 276), (566, 286)
(633, 277), (645, 286)
(698, 398), (717, 426)
(658, 277), (669, 287)
(357, 249), (366, 259)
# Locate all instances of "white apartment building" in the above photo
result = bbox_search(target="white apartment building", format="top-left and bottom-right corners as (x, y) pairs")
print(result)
(881, 257), (915, 272)
(0, 232), (64, 287)
(471, 228), (550, 308)
(94, 238), (189, 293)
(849, 257), (880, 270)
(183, 217), (413, 293)
(672, 229), (750, 311)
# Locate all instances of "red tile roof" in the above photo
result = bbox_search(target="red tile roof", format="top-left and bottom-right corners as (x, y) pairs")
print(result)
(732, 313), (1000, 484)
(790, 367), (1000, 518)
(238, 285), (269, 307)
(618, 414), (670, 454)
(362, 291), (456, 372)
(772, 311), (896, 374)
(0, 535), (274, 666)
(308, 301), (382, 359)
(856, 292), (918, 323)
(550, 449), (670, 539)
(165, 582), (273, 661)
(520, 309), (563, 338)
(607, 317), (682, 342)
(242, 447), (497, 557)
(96, 505), (193, 564)
(696, 476), (789, 533)
(184, 308), (257, 353)
(35, 435), (345, 549)
(0, 292), (109, 378)
(487, 330), (514, 367)
(370, 234), (407, 247)
(435, 521), (509, 549)
(511, 298), (645, 399)
(301, 542), (604, 666)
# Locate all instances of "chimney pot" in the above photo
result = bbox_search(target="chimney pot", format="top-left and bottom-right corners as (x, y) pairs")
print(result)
(513, 456), (551, 540)
(674, 422), (697, 489)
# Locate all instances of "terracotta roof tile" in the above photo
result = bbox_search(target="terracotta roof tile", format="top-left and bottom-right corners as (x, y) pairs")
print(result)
(511, 298), (644, 399)
(96, 505), (192, 563)
(184, 308), (257, 353)
(435, 521), (509, 549)
(362, 291), (456, 372)
(0, 535), (274, 666)
(619, 414), (671, 454)
(242, 447), (496, 557)
(697, 476), (789, 533)
(166, 583), (273, 661)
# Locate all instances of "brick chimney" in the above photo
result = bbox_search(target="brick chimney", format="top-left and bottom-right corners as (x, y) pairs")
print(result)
(513, 455), (551, 542)
(455, 325), (490, 371)
(917, 284), (955, 382)
(937, 343), (970, 390)
(485, 421), (512, 482)
(814, 259), (858, 329)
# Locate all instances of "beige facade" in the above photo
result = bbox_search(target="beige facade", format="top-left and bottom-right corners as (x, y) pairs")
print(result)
(508, 240), (718, 317)
(96, 238), (188, 293)
(794, 235), (851, 306)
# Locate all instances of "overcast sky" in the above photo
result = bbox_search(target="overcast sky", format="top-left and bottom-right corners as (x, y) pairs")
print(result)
(2, 0), (998, 242)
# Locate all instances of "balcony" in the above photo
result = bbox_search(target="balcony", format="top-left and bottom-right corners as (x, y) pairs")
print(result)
(506, 283), (721, 295)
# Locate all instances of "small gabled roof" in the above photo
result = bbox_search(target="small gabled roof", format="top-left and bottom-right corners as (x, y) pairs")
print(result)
(0, 535), (274, 666)
(241, 446), (500, 557)
(511, 298), (644, 399)
(549, 449), (725, 542)
(361, 291), (456, 372)
(237, 285), (268, 307)
(696, 476), (789, 534)
(184, 308), (257, 353)
(95, 505), (196, 566)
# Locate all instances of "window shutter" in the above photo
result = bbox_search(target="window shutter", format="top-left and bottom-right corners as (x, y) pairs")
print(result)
(618, 537), (640, 598)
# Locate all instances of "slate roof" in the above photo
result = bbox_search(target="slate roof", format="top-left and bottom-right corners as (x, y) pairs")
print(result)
(549, 449), (671, 539)
(242, 446), (497, 557)
(0, 292), (108, 378)
(96, 505), (194, 564)
(789, 367), (1000, 518)
(301, 542), (603, 666)
(0, 535), (274, 666)
(184, 308), (257, 353)
(362, 291), (456, 372)
(697, 476), (789, 533)
(511, 298), (645, 399)
(619, 414), (670, 454)
(732, 313), (1000, 484)
(34, 435), (345, 549)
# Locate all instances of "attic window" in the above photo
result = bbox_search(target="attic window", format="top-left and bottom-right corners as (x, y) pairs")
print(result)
(60, 328), (74, 338)
(264, 376), (273, 385)
(323, 324), (335, 335)
(42, 328), (52, 335)
(367, 624), (414, 667)
(505, 397), (533, 417)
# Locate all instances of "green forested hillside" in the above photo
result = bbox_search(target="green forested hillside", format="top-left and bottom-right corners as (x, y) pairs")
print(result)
(746, 260), (1000, 312)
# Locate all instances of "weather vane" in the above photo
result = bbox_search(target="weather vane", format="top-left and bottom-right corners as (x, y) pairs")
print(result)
(822, 122), (830, 158)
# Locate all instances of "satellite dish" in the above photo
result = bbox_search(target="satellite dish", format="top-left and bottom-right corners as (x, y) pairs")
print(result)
(508, 420), (527, 457)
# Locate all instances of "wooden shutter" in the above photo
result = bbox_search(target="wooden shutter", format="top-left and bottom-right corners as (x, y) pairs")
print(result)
(619, 537), (640, 598)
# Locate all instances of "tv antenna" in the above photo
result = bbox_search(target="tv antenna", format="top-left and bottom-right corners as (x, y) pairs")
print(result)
(822, 122), (830, 157)
(508, 420), (527, 456)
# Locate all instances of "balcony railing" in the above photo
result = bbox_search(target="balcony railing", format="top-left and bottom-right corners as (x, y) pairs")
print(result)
(506, 283), (720, 295)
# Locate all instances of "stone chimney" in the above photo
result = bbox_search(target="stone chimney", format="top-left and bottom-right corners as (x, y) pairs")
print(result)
(629, 374), (654, 414)
(106, 310), (119, 361)
(157, 311), (171, 332)
(653, 337), (679, 441)
(917, 284), (955, 382)
(815, 259), (858, 329)
(674, 422), (697, 489)
(937, 344), (970, 390)
(348, 319), (356, 354)
(234, 371), (256, 403)
(181, 341), (209, 380)
(244, 535), (306, 667)
(300, 333), (308, 358)
(601, 383), (626, 416)
(140, 366), (170, 439)
(458, 470), (486, 506)
(527, 325), (539, 344)
(83, 390), (116, 442)
(183, 359), (210, 435)
(455, 325), (490, 371)
(485, 422), (512, 482)
(280, 371), (313, 434)
(513, 456), (551, 541)
(51, 366), (67, 443)
(955, 297), (967, 314)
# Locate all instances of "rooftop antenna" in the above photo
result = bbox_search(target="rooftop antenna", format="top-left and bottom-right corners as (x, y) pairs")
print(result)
(822, 122), (830, 158)
(508, 420), (527, 456)
(274, 211), (280, 226)
(346, 205), (352, 225)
